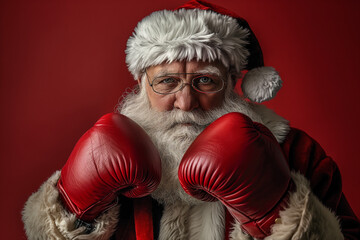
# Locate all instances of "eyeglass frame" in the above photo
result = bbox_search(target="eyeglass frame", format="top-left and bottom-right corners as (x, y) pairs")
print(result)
(143, 69), (226, 95)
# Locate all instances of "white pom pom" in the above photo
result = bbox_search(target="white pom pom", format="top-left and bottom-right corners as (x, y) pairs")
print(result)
(241, 66), (282, 103)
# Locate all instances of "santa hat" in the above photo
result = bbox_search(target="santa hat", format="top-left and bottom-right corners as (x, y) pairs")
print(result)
(126, 0), (282, 103)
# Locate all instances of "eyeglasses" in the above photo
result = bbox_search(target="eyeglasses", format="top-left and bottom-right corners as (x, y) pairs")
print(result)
(144, 70), (225, 95)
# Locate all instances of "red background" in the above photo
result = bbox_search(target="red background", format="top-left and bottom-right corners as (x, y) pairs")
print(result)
(1, 0), (359, 239)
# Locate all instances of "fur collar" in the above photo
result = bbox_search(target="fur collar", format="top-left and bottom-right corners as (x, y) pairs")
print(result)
(247, 103), (290, 144)
(159, 201), (225, 240)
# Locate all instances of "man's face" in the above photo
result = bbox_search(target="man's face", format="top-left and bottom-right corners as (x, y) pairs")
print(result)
(141, 60), (229, 112)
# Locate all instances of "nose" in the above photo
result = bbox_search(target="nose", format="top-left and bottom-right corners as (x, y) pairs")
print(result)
(174, 84), (199, 111)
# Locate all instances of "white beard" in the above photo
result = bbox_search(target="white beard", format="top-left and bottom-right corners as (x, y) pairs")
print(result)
(116, 81), (262, 206)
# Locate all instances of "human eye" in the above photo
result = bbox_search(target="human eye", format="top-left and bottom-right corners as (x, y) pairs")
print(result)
(152, 76), (181, 94)
(153, 76), (179, 86)
(160, 77), (178, 84)
(193, 75), (223, 92)
(154, 76), (179, 85)
(194, 76), (215, 85)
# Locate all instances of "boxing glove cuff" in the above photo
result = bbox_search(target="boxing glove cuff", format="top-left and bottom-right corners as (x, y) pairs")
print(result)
(240, 180), (295, 238)
(57, 177), (119, 222)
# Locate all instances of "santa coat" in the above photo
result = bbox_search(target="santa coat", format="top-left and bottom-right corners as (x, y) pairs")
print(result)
(22, 104), (360, 240)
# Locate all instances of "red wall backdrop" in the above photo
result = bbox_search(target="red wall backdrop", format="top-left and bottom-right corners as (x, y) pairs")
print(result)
(1, 0), (359, 239)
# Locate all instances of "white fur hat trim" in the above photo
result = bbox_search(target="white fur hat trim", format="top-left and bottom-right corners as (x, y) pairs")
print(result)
(126, 9), (250, 80)
(241, 66), (282, 103)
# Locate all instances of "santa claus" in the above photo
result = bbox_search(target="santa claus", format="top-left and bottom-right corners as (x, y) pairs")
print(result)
(22, 0), (359, 239)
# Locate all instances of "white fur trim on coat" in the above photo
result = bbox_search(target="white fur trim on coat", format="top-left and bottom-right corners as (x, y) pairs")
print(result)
(126, 9), (249, 80)
(22, 171), (119, 240)
(249, 103), (290, 144)
(158, 201), (225, 240)
(229, 172), (344, 240)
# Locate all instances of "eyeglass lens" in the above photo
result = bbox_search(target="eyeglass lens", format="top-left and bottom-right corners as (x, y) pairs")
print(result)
(152, 74), (223, 94)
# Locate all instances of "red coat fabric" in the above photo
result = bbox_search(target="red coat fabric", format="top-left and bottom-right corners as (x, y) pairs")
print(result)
(112, 128), (360, 240)
(282, 128), (359, 240)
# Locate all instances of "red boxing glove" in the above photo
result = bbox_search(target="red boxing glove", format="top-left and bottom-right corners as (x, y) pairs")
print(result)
(178, 112), (292, 238)
(57, 113), (161, 222)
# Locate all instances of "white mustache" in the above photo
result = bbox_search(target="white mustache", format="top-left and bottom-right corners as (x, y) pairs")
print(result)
(155, 108), (220, 132)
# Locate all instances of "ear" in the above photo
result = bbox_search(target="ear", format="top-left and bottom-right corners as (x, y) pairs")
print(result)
(227, 73), (238, 90)
(231, 74), (238, 89)
(227, 66), (240, 89)
(137, 78), (142, 88)
(137, 72), (146, 86)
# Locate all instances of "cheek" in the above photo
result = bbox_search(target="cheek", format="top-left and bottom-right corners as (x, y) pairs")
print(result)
(146, 87), (175, 111)
(198, 92), (226, 110)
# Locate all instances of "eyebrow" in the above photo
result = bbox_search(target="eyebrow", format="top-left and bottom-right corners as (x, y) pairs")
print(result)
(153, 66), (222, 78)
(195, 66), (222, 76)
